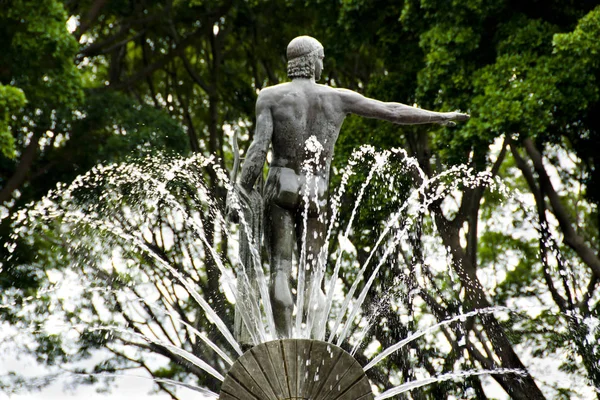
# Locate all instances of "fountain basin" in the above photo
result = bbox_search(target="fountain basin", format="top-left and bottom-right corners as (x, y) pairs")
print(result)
(220, 339), (374, 400)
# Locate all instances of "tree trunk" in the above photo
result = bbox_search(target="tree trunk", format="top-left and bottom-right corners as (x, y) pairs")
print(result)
(433, 211), (546, 400)
(0, 131), (41, 205)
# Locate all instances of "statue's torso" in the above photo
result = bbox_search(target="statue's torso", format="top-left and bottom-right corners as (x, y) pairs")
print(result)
(259, 80), (346, 211)
(260, 80), (346, 176)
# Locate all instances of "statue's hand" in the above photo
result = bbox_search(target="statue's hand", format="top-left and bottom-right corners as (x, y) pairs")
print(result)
(225, 189), (239, 223)
(226, 184), (258, 223)
(439, 111), (470, 126)
(225, 185), (246, 223)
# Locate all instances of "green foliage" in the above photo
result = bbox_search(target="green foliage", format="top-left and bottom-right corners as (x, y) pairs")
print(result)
(0, 0), (83, 116)
(553, 6), (600, 67)
(34, 334), (68, 366)
(0, 85), (26, 158)
(72, 90), (187, 160)
(0, 0), (83, 205)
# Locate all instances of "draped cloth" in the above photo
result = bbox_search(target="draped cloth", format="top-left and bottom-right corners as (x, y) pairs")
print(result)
(233, 186), (263, 349)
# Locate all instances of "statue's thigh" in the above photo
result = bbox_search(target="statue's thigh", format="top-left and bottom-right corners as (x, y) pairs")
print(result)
(266, 203), (296, 261)
(295, 214), (326, 266)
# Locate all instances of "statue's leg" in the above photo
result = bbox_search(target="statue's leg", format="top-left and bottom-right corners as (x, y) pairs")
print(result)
(300, 214), (327, 338)
(265, 202), (295, 338)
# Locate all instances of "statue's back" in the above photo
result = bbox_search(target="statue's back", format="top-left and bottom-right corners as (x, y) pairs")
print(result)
(261, 81), (345, 174)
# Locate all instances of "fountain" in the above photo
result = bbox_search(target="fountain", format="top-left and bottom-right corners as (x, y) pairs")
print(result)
(4, 144), (532, 399)
(3, 36), (557, 399)
(218, 35), (470, 399)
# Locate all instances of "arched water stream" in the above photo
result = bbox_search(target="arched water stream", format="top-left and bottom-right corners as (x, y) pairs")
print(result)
(3, 145), (597, 399)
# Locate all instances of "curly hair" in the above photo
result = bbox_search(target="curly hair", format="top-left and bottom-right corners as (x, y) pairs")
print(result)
(286, 36), (323, 79)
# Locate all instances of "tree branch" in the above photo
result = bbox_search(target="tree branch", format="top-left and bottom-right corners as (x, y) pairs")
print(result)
(0, 131), (41, 204)
(430, 195), (546, 399)
(462, 138), (508, 267)
(74, 0), (108, 41)
(173, 74), (202, 153)
(579, 275), (598, 312)
(522, 138), (600, 278)
(166, 20), (212, 94)
(509, 140), (568, 311)
(107, 29), (203, 91)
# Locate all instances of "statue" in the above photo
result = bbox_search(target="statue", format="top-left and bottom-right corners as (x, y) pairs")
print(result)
(230, 35), (469, 340)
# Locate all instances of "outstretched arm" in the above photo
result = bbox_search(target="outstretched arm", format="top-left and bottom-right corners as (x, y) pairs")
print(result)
(337, 88), (469, 125)
(239, 95), (273, 192)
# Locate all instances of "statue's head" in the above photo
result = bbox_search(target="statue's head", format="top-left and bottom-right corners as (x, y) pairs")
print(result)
(287, 36), (324, 81)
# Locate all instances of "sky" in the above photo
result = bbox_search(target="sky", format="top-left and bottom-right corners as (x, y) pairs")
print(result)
(0, 322), (205, 400)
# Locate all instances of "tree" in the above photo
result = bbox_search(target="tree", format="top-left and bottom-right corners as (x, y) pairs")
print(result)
(2, 1), (600, 399)
(0, 0), (188, 291)
(331, 1), (600, 398)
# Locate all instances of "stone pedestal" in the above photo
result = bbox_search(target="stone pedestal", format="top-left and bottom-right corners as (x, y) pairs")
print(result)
(219, 339), (374, 400)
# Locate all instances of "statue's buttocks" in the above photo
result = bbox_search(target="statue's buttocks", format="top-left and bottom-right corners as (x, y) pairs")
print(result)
(264, 166), (328, 215)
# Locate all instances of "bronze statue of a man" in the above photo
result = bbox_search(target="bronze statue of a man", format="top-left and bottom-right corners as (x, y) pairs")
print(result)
(236, 36), (468, 339)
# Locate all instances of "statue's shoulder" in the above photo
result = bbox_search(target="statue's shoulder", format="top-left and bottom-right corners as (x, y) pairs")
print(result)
(316, 83), (337, 91)
(259, 83), (292, 95)
(329, 87), (358, 97)
(256, 83), (291, 104)
(315, 84), (349, 107)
